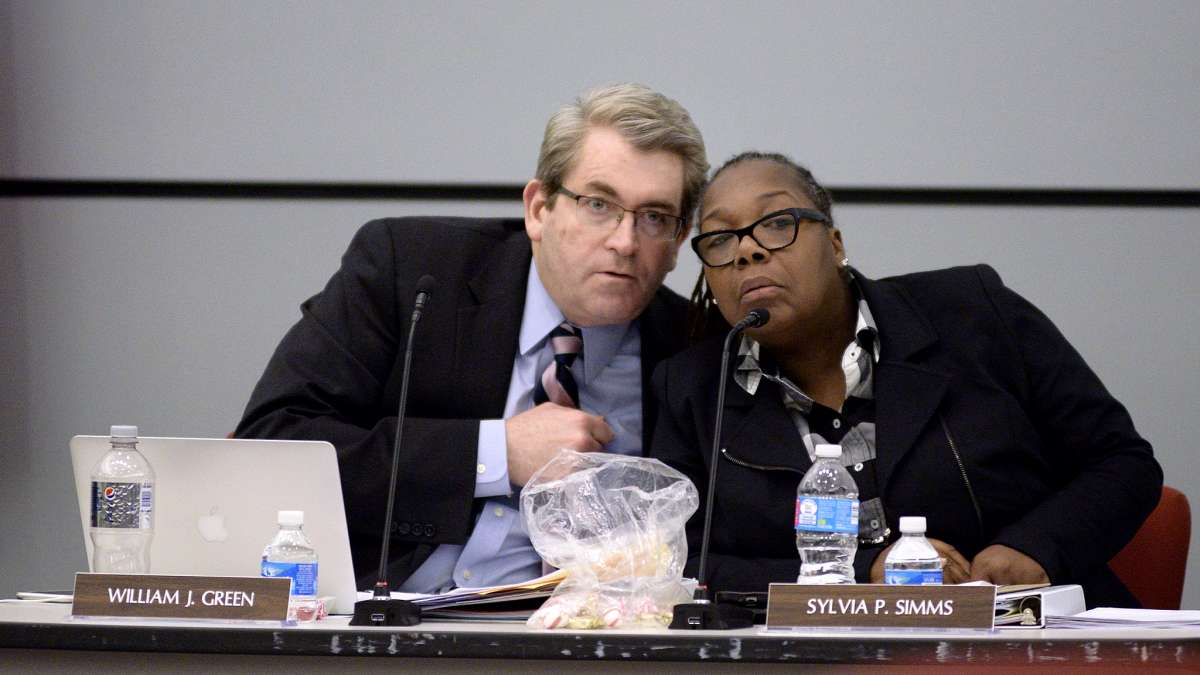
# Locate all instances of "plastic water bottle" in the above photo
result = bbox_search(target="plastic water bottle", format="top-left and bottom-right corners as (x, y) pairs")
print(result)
(261, 510), (319, 622)
(89, 425), (155, 573)
(884, 516), (943, 585)
(795, 444), (859, 584)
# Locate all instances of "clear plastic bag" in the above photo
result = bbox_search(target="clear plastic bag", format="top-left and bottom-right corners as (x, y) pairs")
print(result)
(521, 450), (698, 629)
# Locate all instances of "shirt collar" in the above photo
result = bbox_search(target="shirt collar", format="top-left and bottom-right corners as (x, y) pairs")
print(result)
(519, 259), (633, 384)
(734, 279), (880, 398)
(854, 278), (881, 360)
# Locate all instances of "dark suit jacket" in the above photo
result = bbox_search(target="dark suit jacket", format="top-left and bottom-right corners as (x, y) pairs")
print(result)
(237, 217), (688, 585)
(650, 265), (1161, 608)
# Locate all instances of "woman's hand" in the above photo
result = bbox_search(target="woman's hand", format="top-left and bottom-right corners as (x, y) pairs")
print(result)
(869, 537), (973, 584)
(968, 544), (1049, 586)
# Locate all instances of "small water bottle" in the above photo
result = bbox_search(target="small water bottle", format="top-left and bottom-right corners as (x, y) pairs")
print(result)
(261, 510), (319, 622)
(884, 516), (943, 585)
(90, 425), (155, 573)
(795, 444), (859, 584)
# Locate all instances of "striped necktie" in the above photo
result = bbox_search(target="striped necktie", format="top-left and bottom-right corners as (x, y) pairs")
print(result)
(532, 322), (582, 408)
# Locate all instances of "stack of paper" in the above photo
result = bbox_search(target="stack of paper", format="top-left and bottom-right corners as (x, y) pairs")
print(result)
(1047, 608), (1200, 629)
(397, 569), (565, 609)
(354, 570), (566, 621)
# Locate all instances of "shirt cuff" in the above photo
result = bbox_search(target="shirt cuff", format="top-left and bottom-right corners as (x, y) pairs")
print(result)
(475, 419), (512, 498)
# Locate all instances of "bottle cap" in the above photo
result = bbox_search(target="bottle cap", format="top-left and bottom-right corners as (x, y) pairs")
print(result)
(110, 425), (139, 439)
(278, 510), (304, 526)
(899, 516), (927, 533)
(814, 444), (842, 458)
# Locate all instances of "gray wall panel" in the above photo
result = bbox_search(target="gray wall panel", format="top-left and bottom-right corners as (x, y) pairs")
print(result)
(5, 0), (1199, 187)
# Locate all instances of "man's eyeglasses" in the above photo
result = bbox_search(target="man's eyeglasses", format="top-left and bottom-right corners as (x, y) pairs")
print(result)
(556, 187), (685, 241)
(691, 208), (830, 267)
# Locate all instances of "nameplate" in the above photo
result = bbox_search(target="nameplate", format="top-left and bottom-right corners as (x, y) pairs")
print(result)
(766, 583), (996, 629)
(71, 573), (291, 621)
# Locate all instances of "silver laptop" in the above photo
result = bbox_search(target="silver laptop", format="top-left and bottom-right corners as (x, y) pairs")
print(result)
(70, 435), (358, 614)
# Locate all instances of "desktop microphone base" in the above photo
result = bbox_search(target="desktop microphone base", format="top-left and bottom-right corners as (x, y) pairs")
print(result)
(668, 601), (754, 630)
(348, 598), (422, 626)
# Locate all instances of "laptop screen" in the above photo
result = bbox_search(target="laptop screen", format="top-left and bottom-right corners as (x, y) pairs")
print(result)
(69, 435), (358, 614)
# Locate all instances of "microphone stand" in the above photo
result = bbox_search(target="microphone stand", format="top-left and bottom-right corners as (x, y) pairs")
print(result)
(349, 276), (436, 626)
(669, 309), (768, 630)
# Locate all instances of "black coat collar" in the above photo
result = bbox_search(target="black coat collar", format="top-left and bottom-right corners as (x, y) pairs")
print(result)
(717, 270), (950, 488)
(451, 231), (532, 417)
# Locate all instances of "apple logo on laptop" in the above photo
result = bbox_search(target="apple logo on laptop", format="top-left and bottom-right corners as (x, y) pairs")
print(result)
(197, 507), (229, 542)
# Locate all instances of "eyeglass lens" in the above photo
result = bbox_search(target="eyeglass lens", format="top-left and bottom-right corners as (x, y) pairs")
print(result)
(575, 194), (679, 239)
(697, 213), (798, 265)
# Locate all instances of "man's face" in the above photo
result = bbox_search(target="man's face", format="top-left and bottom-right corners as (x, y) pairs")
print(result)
(524, 126), (687, 327)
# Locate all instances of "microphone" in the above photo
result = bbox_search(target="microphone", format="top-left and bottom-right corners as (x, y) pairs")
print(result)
(732, 308), (769, 333)
(670, 308), (769, 630)
(350, 274), (437, 626)
(412, 274), (435, 323)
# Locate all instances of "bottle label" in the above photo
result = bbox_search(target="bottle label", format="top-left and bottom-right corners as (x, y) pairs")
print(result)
(139, 485), (154, 528)
(261, 561), (318, 597)
(885, 569), (944, 585)
(90, 481), (153, 529)
(795, 496), (859, 534)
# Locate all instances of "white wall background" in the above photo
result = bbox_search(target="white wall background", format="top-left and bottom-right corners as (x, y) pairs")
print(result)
(2, 1), (1197, 608)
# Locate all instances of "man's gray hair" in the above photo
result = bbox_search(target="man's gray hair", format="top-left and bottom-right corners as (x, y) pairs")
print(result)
(536, 83), (708, 222)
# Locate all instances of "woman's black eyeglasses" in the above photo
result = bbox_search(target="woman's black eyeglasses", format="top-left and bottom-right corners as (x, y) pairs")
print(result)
(691, 208), (830, 267)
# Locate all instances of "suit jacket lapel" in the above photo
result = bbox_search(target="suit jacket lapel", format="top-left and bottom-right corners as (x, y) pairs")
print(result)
(873, 361), (949, 490)
(636, 289), (686, 453)
(857, 274), (948, 490)
(451, 232), (531, 418)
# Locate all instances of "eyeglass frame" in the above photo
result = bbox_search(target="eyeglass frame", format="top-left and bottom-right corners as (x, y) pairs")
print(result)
(690, 207), (831, 268)
(554, 186), (687, 240)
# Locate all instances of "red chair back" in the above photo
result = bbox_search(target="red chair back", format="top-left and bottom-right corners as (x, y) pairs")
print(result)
(1109, 485), (1191, 610)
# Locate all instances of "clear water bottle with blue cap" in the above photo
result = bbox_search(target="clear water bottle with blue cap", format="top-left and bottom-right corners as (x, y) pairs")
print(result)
(884, 516), (943, 585)
(795, 444), (859, 584)
(261, 510), (320, 622)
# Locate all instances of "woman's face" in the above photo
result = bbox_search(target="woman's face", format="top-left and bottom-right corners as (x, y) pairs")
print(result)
(698, 160), (847, 342)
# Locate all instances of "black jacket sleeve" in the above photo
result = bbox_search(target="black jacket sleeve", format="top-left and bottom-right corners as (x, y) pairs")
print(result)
(235, 220), (481, 580)
(975, 265), (1162, 584)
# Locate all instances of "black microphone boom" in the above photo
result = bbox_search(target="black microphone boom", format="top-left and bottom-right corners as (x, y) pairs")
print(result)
(349, 274), (437, 626)
(669, 308), (769, 630)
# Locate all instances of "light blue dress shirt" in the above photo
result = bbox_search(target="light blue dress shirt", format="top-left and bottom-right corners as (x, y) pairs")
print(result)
(398, 260), (643, 593)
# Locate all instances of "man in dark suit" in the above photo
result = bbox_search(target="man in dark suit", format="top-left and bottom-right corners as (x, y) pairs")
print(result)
(236, 83), (708, 591)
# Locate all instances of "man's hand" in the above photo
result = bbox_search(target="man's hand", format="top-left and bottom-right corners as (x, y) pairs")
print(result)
(869, 537), (973, 584)
(505, 402), (614, 486)
(969, 545), (1049, 586)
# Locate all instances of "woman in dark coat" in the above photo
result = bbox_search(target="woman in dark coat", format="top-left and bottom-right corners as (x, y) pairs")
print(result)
(649, 152), (1161, 607)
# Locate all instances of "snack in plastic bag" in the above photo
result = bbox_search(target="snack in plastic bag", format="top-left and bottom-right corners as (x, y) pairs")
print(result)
(521, 450), (698, 629)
